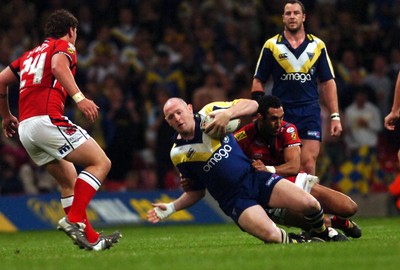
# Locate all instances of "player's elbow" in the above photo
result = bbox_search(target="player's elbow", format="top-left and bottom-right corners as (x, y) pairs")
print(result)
(249, 99), (259, 111)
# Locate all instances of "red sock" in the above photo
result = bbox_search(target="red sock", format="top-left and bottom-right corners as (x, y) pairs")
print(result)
(330, 215), (349, 229)
(62, 196), (99, 243)
(68, 172), (100, 225)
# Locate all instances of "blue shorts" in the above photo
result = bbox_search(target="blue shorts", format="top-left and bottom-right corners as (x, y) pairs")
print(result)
(283, 103), (322, 141)
(221, 171), (283, 225)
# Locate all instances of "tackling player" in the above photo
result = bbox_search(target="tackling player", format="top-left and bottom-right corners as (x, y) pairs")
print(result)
(234, 95), (361, 238)
(0, 9), (121, 250)
(147, 97), (344, 243)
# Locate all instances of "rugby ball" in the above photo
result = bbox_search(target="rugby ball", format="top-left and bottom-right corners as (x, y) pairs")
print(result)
(200, 114), (241, 136)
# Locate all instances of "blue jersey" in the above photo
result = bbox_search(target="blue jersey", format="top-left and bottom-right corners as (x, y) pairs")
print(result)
(170, 101), (283, 221)
(254, 33), (335, 107)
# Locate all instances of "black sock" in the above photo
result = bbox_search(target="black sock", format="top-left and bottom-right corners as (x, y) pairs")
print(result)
(304, 208), (327, 236)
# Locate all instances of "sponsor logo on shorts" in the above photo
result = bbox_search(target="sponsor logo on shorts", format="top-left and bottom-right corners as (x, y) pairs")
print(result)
(307, 130), (321, 139)
(266, 175), (280, 187)
(58, 143), (71, 155)
(64, 127), (77, 136)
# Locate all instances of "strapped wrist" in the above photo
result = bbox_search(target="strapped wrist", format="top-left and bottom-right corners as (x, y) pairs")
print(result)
(330, 112), (340, 121)
(265, 166), (276, 174)
(72, 92), (85, 103)
(154, 202), (176, 220)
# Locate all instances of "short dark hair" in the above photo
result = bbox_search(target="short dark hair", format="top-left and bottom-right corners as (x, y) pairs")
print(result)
(284, 0), (306, 14)
(44, 9), (78, 38)
(257, 95), (282, 118)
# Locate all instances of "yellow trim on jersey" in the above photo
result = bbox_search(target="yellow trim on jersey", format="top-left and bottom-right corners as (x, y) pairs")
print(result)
(197, 100), (241, 116)
(260, 34), (334, 75)
(171, 133), (224, 166)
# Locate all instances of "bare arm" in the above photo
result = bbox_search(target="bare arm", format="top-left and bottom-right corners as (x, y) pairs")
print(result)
(0, 67), (19, 137)
(251, 145), (301, 177)
(320, 79), (342, 136)
(206, 99), (258, 135)
(223, 99), (259, 120)
(52, 53), (99, 123)
(385, 72), (400, 130)
(173, 189), (206, 211)
(274, 145), (301, 176)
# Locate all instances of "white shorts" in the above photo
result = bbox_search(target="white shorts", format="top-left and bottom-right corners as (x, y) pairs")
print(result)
(18, 116), (91, 166)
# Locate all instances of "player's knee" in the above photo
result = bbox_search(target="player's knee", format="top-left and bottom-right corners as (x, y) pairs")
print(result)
(301, 159), (316, 175)
(341, 198), (358, 217)
(260, 227), (282, 243)
(101, 156), (112, 174)
(302, 195), (321, 215)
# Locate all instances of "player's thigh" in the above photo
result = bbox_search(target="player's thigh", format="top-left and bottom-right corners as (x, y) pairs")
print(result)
(269, 179), (320, 213)
(64, 138), (111, 174)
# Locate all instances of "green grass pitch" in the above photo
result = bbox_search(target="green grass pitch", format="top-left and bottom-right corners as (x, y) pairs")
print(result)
(0, 217), (399, 270)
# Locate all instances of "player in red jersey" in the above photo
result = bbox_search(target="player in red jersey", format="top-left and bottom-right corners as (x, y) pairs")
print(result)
(234, 95), (361, 238)
(0, 9), (121, 250)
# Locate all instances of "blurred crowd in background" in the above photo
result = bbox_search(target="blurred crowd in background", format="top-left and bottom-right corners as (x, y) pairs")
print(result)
(1, 0), (400, 197)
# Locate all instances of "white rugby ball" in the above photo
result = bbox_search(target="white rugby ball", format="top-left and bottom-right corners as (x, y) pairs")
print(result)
(200, 114), (241, 136)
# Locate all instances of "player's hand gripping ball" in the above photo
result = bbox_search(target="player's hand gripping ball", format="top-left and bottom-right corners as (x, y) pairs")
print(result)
(200, 114), (241, 138)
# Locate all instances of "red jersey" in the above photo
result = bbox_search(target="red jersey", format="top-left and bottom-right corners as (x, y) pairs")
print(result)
(9, 38), (77, 122)
(234, 120), (301, 166)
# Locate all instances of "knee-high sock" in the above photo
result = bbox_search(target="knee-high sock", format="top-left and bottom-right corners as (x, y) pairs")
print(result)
(330, 215), (349, 229)
(304, 208), (327, 235)
(67, 171), (101, 225)
(61, 195), (99, 243)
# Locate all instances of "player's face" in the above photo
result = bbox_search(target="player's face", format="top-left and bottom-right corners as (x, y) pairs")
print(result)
(282, 3), (305, 33)
(260, 107), (284, 136)
(69, 27), (78, 45)
(164, 99), (195, 138)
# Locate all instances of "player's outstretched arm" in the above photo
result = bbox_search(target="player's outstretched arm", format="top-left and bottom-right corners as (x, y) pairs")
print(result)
(147, 189), (206, 223)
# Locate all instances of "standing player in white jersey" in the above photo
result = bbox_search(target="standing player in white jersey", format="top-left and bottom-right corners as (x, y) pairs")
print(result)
(0, 9), (120, 251)
(250, 0), (342, 175)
